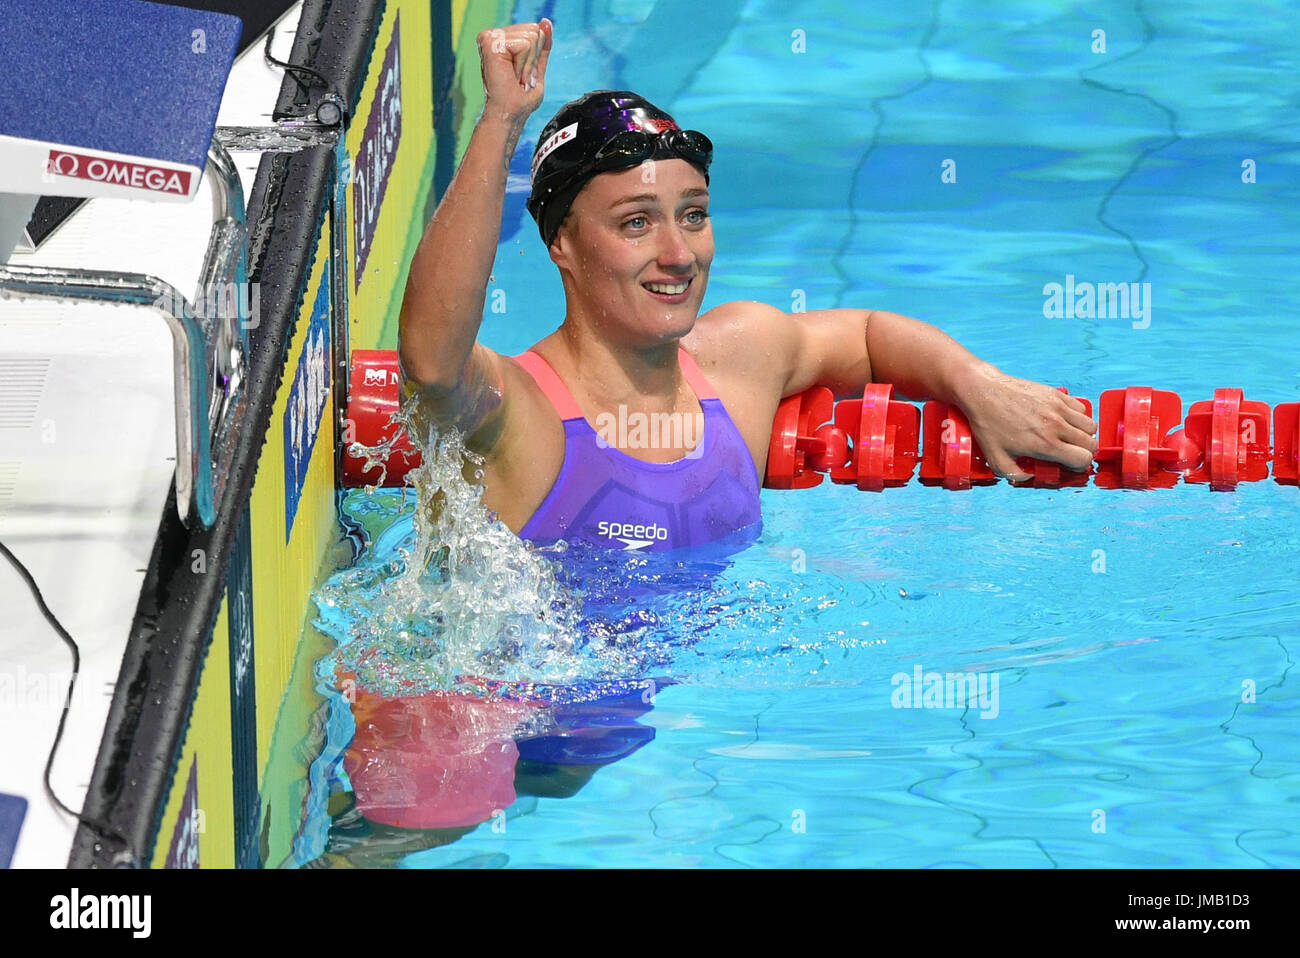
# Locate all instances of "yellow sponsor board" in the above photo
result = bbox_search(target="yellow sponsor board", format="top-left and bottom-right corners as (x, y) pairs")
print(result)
(146, 0), (501, 868)
(453, 0), (518, 160)
(151, 227), (337, 867)
(149, 602), (235, 868)
(150, 0), (500, 867)
(350, 0), (514, 349)
(347, 0), (432, 351)
(249, 234), (337, 788)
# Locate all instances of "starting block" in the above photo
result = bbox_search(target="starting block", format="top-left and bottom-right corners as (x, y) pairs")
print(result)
(0, 0), (242, 203)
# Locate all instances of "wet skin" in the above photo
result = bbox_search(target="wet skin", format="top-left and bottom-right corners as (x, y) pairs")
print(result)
(473, 159), (802, 533)
(402, 19), (1099, 538)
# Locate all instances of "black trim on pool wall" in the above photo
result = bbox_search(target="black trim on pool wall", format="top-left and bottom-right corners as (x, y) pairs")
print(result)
(273, 0), (388, 122)
(68, 147), (335, 868)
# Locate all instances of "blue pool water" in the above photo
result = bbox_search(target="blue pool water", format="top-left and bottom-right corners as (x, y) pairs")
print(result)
(290, 0), (1299, 867)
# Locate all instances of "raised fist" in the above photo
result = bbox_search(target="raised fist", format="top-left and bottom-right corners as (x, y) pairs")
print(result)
(477, 18), (553, 122)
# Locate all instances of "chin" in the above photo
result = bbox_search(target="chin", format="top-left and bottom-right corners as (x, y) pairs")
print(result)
(641, 311), (698, 343)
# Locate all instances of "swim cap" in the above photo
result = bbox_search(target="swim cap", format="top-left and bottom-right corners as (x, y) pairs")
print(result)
(526, 90), (713, 248)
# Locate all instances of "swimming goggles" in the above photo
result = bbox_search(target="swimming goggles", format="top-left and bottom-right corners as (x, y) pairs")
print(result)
(588, 127), (713, 174)
(542, 129), (714, 202)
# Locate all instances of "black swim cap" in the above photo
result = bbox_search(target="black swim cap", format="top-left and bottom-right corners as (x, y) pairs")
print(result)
(526, 90), (712, 248)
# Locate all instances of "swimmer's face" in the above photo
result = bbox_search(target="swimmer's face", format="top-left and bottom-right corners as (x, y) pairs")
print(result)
(550, 159), (712, 344)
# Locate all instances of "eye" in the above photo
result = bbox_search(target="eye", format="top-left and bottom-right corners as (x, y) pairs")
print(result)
(623, 214), (649, 231)
(684, 208), (709, 226)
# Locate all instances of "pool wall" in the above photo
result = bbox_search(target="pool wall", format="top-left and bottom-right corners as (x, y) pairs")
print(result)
(69, 0), (509, 868)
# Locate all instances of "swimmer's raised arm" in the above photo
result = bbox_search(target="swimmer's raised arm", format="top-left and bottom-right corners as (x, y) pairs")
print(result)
(397, 19), (552, 439)
(703, 301), (1098, 481)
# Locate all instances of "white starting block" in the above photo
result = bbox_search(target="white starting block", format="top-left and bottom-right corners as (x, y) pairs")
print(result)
(0, 0), (248, 528)
(0, 0), (242, 205)
(0, 0), (317, 870)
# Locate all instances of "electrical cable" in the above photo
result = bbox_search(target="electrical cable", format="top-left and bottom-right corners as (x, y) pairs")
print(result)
(0, 538), (141, 868)
(263, 25), (331, 98)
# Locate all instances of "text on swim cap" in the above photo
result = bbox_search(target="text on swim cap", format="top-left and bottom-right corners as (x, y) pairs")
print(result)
(531, 122), (579, 183)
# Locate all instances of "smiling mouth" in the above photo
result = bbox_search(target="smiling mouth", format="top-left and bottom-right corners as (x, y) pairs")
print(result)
(642, 278), (692, 296)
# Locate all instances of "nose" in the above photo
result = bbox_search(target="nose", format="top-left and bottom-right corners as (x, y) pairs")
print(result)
(656, 221), (695, 271)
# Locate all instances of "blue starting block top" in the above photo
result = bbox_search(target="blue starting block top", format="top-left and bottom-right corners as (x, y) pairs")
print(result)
(0, 793), (26, 868)
(0, 0), (242, 200)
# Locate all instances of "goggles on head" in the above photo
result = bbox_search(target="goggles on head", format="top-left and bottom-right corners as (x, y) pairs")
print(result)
(543, 127), (713, 201)
(589, 127), (713, 174)
(527, 91), (714, 247)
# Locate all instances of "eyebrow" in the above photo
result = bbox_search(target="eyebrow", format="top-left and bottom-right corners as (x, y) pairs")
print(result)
(608, 188), (709, 209)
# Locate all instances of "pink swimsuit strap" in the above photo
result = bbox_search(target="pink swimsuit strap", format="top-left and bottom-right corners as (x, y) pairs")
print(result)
(513, 347), (719, 420)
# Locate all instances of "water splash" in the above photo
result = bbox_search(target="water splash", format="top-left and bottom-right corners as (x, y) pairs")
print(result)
(314, 394), (906, 703)
(316, 400), (604, 699)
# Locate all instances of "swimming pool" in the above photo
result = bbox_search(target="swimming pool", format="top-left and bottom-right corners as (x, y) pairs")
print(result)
(289, 0), (1298, 867)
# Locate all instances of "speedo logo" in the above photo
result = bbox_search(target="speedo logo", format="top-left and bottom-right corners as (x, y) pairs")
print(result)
(597, 519), (669, 551)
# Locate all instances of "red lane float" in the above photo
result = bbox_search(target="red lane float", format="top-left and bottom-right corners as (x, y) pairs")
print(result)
(764, 383), (919, 491)
(763, 386), (835, 488)
(1275, 403), (1299, 485)
(1179, 389), (1271, 490)
(919, 402), (996, 490)
(824, 384), (919, 490)
(342, 349), (421, 488)
(342, 350), (1293, 492)
(1094, 387), (1184, 489)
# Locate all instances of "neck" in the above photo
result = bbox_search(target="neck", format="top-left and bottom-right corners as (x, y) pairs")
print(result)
(556, 320), (686, 408)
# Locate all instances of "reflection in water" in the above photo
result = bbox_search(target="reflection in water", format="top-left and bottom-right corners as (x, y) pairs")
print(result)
(299, 683), (665, 868)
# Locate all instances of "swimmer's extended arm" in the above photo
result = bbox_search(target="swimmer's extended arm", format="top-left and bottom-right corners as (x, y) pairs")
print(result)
(397, 20), (552, 444)
(712, 301), (1097, 479)
(854, 308), (1097, 478)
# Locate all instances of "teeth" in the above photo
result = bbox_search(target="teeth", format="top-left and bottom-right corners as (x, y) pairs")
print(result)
(645, 281), (689, 294)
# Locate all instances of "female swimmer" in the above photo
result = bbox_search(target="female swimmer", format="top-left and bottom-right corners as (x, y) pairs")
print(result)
(398, 19), (1098, 553)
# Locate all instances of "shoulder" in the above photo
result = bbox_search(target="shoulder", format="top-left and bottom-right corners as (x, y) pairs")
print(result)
(687, 299), (794, 343)
(682, 300), (797, 380)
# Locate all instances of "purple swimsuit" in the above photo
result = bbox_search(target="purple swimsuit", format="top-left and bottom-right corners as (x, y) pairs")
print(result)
(515, 347), (763, 552)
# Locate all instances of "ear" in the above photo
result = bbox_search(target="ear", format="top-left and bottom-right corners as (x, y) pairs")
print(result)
(548, 221), (575, 270)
